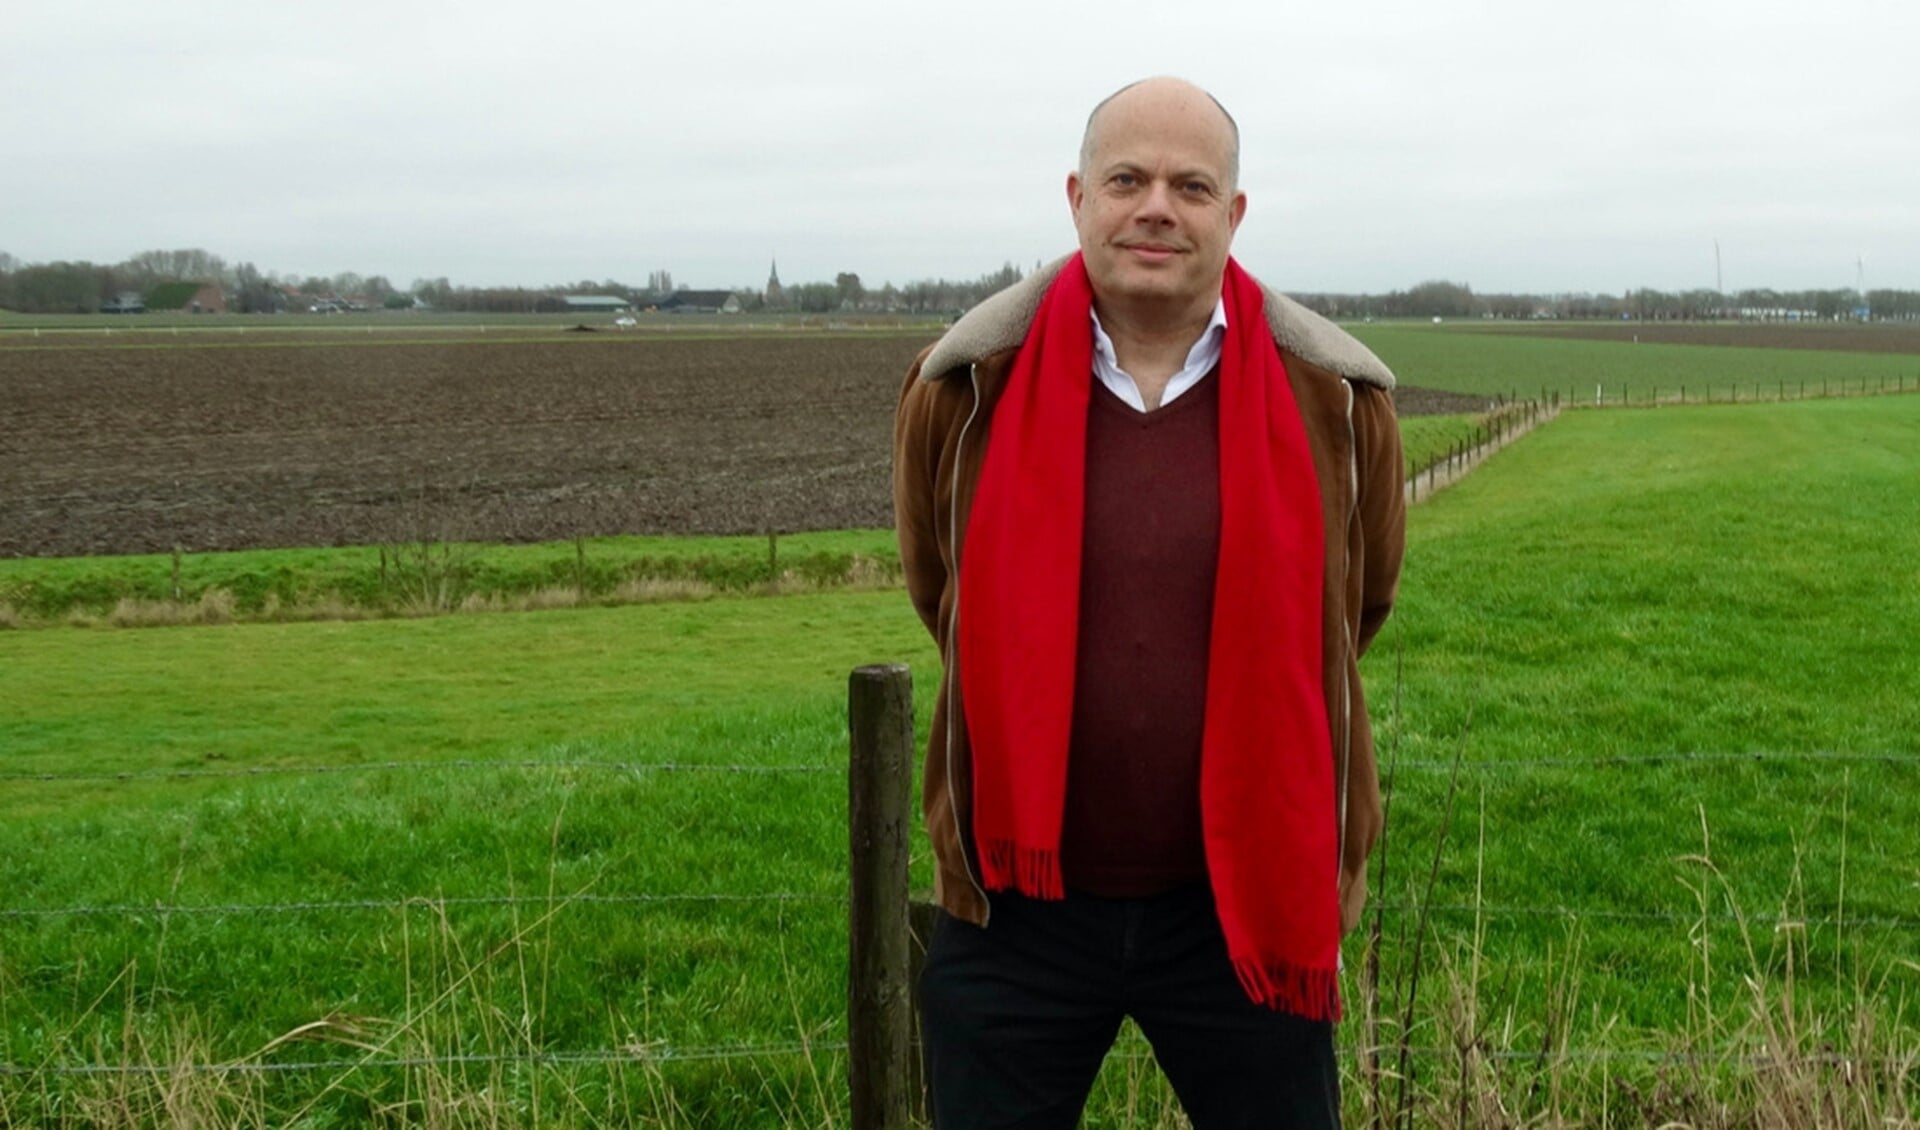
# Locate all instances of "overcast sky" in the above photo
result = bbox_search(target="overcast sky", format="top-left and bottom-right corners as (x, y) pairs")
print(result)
(6, 1), (1918, 295)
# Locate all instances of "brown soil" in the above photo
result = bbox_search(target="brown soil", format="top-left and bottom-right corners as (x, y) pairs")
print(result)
(1392, 386), (1499, 416)
(0, 329), (1528, 558)
(1, 334), (930, 557)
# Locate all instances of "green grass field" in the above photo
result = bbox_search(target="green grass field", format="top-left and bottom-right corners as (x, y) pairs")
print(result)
(1352, 322), (1920, 404)
(4, 391), (1919, 1123)
(1365, 395), (1920, 1041)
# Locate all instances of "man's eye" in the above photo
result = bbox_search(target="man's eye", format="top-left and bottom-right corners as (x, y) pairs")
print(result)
(1182, 181), (1211, 195)
(1112, 173), (1137, 188)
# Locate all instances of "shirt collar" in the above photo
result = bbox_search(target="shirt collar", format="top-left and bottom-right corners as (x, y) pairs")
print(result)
(1090, 298), (1229, 412)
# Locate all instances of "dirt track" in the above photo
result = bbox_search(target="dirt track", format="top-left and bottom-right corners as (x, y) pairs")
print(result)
(1, 332), (1477, 557)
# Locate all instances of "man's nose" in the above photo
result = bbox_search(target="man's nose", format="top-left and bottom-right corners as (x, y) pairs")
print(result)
(1134, 179), (1176, 223)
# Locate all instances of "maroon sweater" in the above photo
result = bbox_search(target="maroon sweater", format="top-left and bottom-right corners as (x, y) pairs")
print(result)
(1059, 371), (1221, 897)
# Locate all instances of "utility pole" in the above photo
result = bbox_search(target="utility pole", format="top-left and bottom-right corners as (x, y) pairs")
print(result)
(1714, 238), (1724, 317)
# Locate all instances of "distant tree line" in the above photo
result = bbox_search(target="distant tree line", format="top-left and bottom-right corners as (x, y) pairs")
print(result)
(1292, 279), (1920, 322)
(4, 249), (1917, 322)
(0, 248), (1032, 318)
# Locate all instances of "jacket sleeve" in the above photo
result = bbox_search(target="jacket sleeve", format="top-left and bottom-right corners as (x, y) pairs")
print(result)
(1338, 381), (1402, 936)
(1351, 382), (1404, 657)
(892, 350), (950, 642)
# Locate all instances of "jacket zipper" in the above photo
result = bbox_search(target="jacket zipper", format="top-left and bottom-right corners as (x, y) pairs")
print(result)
(945, 362), (991, 921)
(1336, 381), (1357, 863)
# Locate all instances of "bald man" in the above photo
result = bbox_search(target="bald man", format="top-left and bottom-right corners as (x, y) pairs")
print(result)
(893, 77), (1405, 1128)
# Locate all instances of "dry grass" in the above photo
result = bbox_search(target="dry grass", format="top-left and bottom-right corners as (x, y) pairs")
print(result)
(608, 577), (717, 604)
(839, 553), (903, 591)
(0, 881), (844, 1130)
(2, 572), (871, 631)
(103, 588), (237, 629)
(1347, 784), (1920, 1129)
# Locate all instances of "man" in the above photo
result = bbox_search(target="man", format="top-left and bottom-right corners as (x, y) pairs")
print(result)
(892, 76), (1404, 1128)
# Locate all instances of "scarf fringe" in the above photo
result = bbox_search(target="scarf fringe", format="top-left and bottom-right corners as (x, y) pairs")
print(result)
(979, 840), (1064, 900)
(1232, 956), (1342, 1023)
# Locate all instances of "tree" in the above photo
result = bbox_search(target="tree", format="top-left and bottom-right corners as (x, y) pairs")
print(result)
(835, 271), (865, 309)
(977, 261), (1023, 293)
(231, 261), (280, 313)
(1403, 280), (1475, 318)
(124, 248), (224, 286)
(410, 277), (453, 308)
(790, 281), (839, 313)
(11, 261), (112, 313)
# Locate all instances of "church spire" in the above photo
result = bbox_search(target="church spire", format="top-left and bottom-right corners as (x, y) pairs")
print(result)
(765, 256), (786, 308)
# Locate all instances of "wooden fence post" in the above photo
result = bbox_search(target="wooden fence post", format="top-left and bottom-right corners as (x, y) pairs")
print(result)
(849, 664), (915, 1130)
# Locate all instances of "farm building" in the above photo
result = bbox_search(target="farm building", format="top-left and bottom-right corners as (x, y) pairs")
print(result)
(562, 295), (633, 313)
(100, 291), (146, 314)
(651, 289), (742, 314)
(145, 281), (228, 314)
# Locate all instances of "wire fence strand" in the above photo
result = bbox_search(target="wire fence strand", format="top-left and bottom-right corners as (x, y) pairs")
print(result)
(8, 1040), (1912, 1081)
(1369, 902), (1920, 930)
(0, 758), (844, 784)
(1393, 750), (1920, 770)
(0, 891), (840, 921)
(0, 1041), (849, 1078)
(6, 749), (1914, 787)
(8, 892), (1914, 932)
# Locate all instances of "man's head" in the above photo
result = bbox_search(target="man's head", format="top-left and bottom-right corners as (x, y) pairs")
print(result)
(1069, 77), (1247, 327)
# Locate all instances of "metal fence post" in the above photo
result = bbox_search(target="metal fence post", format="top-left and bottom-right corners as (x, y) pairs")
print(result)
(849, 664), (914, 1130)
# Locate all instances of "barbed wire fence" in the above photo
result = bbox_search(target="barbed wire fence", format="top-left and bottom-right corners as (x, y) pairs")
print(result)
(1404, 372), (1920, 506)
(4, 744), (1916, 1095)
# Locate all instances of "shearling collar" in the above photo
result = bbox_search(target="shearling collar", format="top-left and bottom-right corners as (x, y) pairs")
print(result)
(920, 254), (1395, 391)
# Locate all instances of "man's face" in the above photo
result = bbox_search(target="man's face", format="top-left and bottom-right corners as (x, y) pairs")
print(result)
(1069, 82), (1247, 321)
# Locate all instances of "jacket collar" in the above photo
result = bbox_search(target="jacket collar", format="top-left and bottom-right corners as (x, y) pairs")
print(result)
(921, 254), (1395, 390)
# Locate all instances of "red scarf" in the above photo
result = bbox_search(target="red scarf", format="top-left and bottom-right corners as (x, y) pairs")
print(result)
(958, 254), (1340, 1019)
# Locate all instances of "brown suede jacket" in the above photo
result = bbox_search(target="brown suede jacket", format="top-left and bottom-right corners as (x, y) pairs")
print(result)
(893, 256), (1405, 933)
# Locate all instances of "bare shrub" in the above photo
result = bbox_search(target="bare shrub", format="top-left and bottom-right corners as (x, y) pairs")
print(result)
(386, 537), (480, 616)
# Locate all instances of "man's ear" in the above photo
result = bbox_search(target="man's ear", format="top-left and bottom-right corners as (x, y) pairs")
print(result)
(1066, 171), (1085, 223)
(1228, 190), (1248, 236)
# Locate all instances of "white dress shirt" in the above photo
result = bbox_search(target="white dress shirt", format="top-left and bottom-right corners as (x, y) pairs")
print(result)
(1090, 299), (1229, 413)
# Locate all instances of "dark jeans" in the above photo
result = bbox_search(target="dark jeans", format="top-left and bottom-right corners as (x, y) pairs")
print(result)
(918, 885), (1341, 1130)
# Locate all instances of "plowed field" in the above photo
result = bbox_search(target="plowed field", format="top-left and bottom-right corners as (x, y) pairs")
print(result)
(1, 331), (1477, 557)
(1, 333), (934, 557)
